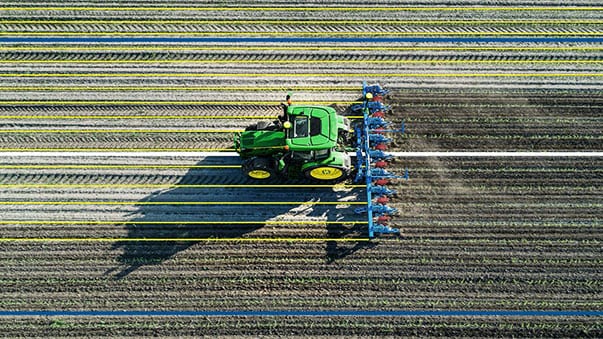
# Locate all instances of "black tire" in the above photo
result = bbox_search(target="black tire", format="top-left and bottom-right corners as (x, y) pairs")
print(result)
(245, 121), (274, 131)
(242, 157), (276, 180)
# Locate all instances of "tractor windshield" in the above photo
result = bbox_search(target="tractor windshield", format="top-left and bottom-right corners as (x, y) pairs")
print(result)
(293, 116), (309, 138)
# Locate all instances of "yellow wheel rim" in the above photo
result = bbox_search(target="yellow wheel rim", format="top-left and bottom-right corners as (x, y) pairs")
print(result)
(248, 169), (271, 179)
(309, 167), (343, 180)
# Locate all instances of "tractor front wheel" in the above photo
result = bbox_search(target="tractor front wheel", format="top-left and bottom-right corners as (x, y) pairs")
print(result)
(304, 166), (348, 181)
(242, 157), (276, 180)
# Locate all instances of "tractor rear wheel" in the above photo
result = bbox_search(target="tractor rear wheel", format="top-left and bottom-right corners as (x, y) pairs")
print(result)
(303, 165), (348, 181)
(242, 157), (276, 180)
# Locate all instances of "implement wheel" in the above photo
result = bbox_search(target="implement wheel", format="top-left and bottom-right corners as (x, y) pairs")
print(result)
(242, 157), (276, 180)
(304, 166), (348, 181)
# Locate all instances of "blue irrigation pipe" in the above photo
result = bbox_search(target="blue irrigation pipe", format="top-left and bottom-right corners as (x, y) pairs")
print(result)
(0, 37), (602, 44)
(0, 310), (601, 317)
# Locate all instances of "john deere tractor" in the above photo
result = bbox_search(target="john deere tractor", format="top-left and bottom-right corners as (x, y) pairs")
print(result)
(234, 101), (352, 181)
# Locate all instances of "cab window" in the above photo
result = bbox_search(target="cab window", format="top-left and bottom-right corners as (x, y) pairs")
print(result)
(293, 116), (309, 138)
(310, 117), (322, 136)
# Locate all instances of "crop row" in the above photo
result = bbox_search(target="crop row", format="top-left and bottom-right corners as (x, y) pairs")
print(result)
(2, 5), (601, 21)
(3, 51), (603, 61)
(0, 316), (599, 337)
(0, 296), (598, 313)
(4, 27), (602, 40)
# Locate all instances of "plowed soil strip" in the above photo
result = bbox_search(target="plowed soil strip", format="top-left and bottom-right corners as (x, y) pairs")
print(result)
(0, 148), (236, 152)
(7, 60), (603, 64)
(0, 85), (359, 92)
(2, 73), (601, 78)
(0, 221), (367, 225)
(0, 115), (278, 119)
(388, 152), (603, 157)
(0, 237), (371, 243)
(0, 201), (366, 205)
(1, 152), (599, 157)
(4, 19), (602, 24)
(0, 165), (240, 169)
(4, 61), (603, 67)
(0, 184), (363, 189)
(4, 37), (602, 43)
(7, 32), (603, 37)
(0, 100), (360, 104)
(0, 309), (599, 317)
(4, 46), (603, 51)
(3, 6), (603, 11)
(0, 129), (245, 133)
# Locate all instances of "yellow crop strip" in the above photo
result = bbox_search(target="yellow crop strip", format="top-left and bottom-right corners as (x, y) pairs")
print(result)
(0, 165), (240, 169)
(1, 6), (602, 11)
(0, 129), (245, 133)
(2, 19), (602, 24)
(0, 100), (360, 104)
(0, 237), (371, 242)
(0, 115), (365, 120)
(1, 46), (602, 52)
(0, 115), (277, 119)
(0, 183), (361, 189)
(3, 59), (603, 64)
(0, 85), (358, 92)
(0, 148), (235, 151)
(0, 220), (367, 225)
(4, 32), (603, 36)
(1, 73), (600, 78)
(0, 201), (367, 205)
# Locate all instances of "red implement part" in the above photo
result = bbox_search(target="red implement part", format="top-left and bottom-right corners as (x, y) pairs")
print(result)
(374, 160), (388, 168)
(376, 196), (390, 204)
(372, 111), (385, 118)
(374, 179), (390, 186)
(372, 95), (384, 102)
(374, 143), (388, 151)
(376, 215), (391, 224)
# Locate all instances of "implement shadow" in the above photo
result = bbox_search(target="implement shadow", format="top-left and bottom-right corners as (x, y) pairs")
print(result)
(105, 156), (370, 279)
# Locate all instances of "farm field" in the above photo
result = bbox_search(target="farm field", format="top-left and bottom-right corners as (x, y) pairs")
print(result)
(0, 1), (602, 337)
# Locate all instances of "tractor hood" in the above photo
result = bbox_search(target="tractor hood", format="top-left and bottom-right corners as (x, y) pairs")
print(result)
(239, 130), (286, 151)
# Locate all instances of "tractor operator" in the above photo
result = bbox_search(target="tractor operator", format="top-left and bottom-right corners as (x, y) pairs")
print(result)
(278, 93), (293, 131)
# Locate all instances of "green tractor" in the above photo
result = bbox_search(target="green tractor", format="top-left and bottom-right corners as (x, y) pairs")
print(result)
(234, 100), (353, 181)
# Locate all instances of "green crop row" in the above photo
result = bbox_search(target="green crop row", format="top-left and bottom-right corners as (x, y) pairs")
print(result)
(1, 276), (598, 290)
(403, 133), (603, 140)
(395, 201), (601, 207)
(396, 103), (603, 108)
(0, 296), (599, 311)
(409, 167), (602, 174)
(406, 117), (601, 123)
(0, 317), (599, 337)
(1, 254), (598, 267)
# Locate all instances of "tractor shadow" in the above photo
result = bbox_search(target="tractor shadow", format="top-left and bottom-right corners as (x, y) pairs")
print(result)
(105, 156), (372, 279)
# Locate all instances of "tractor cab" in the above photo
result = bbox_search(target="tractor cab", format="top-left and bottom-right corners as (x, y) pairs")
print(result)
(283, 106), (336, 150)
